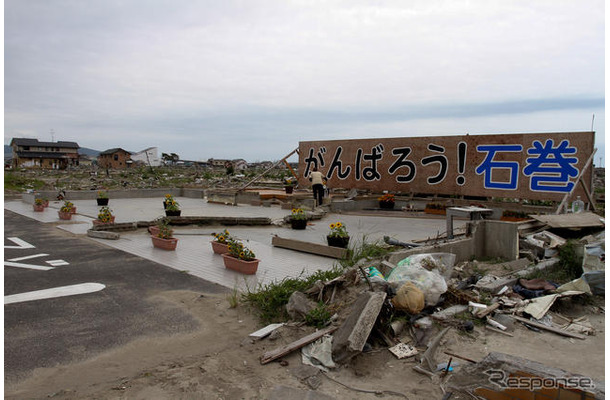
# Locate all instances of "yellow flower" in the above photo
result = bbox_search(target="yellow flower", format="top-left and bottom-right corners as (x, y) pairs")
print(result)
(292, 208), (297, 213)
(336, 222), (342, 228)
(219, 236), (225, 242)
(330, 223), (336, 229)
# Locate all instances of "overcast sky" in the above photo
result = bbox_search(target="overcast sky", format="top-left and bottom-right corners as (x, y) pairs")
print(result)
(4, 0), (605, 165)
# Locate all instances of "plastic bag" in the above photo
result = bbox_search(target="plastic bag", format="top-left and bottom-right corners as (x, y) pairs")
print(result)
(386, 253), (452, 306)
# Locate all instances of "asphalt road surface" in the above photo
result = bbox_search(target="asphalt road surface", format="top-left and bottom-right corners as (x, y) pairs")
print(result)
(4, 210), (226, 383)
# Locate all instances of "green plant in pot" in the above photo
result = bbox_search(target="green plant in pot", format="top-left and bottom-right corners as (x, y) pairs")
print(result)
(97, 190), (109, 205)
(327, 222), (349, 248)
(289, 208), (307, 229)
(222, 238), (260, 274)
(164, 198), (181, 216)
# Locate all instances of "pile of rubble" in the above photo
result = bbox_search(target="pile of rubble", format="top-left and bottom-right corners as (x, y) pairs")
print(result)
(250, 217), (604, 399)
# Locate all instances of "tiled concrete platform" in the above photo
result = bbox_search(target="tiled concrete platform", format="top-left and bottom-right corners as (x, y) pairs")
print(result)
(5, 198), (465, 290)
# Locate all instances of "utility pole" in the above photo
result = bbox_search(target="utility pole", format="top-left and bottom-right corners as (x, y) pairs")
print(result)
(50, 129), (55, 142)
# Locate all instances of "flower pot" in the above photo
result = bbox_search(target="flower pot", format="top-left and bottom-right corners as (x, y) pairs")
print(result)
(211, 241), (230, 254)
(33, 204), (45, 212)
(92, 216), (115, 226)
(221, 253), (259, 275)
(284, 186), (294, 194)
(58, 211), (73, 220)
(165, 210), (181, 217)
(42, 200), (49, 207)
(424, 207), (446, 215)
(290, 218), (307, 230)
(379, 200), (395, 209)
(163, 201), (168, 209)
(148, 226), (160, 236)
(327, 235), (349, 248)
(97, 198), (109, 206)
(151, 235), (178, 250)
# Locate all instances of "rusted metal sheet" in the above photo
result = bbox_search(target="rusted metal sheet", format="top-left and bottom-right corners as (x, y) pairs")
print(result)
(298, 131), (595, 201)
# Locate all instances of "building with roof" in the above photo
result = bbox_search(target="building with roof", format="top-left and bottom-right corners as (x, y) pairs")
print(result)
(97, 148), (133, 169)
(10, 138), (80, 169)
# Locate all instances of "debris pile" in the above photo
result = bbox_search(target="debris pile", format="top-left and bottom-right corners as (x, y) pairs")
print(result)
(251, 216), (604, 398)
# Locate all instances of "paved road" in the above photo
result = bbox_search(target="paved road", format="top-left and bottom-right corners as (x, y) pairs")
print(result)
(4, 210), (227, 383)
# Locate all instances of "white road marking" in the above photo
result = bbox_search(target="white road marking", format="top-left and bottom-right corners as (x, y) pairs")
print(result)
(8, 253), (50, 262)
(4, 283), (106, 305)
(4, 261), (54, 271)
(4, 237), (36, 249)
(46, 260), (70, 266)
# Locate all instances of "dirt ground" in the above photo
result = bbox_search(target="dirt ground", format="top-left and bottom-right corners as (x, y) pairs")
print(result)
(4, 287), (605, 400)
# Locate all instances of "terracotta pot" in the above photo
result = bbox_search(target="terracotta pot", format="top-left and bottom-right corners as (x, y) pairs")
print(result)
(33, 204), (45, 212)
(70, 207), (77, 214)
(327, 235), (349, 248)
(148, 226), (161, 236)
(151, 235), (178, 250)
(58, 211), (73, 220)
(290, 218), (307, 230)
(424, 207), (446, 215)
(92, 216), (115, 226)
(42, 200), (49, 207)
(97, 198), (109, 206)
(379, 200), (395, 209)
(211, 241), (230, 254)
(221, 253), (259, 275)
(165, 210), (181, 217)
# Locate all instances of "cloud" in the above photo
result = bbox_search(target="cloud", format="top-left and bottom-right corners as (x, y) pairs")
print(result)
(4, 0), (605, 164)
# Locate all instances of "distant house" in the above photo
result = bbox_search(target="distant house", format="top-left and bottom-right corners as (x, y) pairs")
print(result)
(10, 138), (80, 169)
(98, 148), (132, 169)
(233, 159), (248, 171)
(131, 147), (161, 167)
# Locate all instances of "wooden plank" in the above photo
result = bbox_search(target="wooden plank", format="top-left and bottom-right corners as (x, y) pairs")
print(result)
(512, 315), (587, 340)
(474, 303), (500, 318)
(260, 326), (338, 364)
(272, 236), (348, 259)
(530, 212), (603, 229)
(556, 148), (596, 214)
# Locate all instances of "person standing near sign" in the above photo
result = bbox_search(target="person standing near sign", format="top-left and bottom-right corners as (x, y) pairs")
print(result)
(309, 167), (325, 206)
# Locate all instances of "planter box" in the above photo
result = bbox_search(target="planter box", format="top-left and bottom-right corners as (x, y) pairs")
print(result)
(221, 253), (259, 274)
(58, 211), (73, 220)
(148, 226), (161, 236)
(151, 235), (178, 250)
(211, 241), (229, 254)
(379, 201), (395, 209)
(33, 204), (45, 212)
(70, 207), (77, 214)
(327, 235), (350, 248)
(92, 216), (115, 226)
(165, 210), (181, 217)
(290, 218), (307, 230)
(42, 200), (49, 208)
(97, 198), (109, 206)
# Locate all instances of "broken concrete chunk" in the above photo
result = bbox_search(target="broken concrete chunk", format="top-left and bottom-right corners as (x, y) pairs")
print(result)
(286, 291), (317, 321)
(87, 229), (120, 240)
(331, 291), (387, 364)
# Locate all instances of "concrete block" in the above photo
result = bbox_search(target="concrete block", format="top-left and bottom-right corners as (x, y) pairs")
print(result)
(475, 276), (518, 294)
(331, 291), (387, 364)
(87, 230), (120, 240)
(272, 236), (348, 259)
(286, 291), (317, 321)
(447, 352), (604, 399)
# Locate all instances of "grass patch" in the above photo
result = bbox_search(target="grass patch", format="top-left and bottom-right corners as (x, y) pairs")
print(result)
(243, 240), (394, 324)
(242, 267), (344, 324)
(304, 303), (332, 329)
(4, 172), (46, 192)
